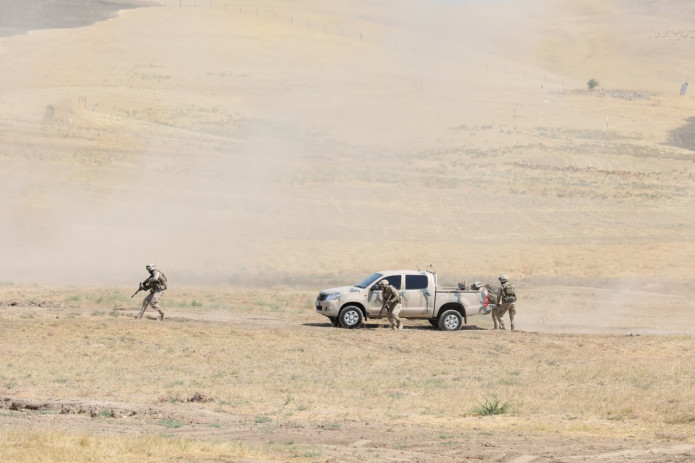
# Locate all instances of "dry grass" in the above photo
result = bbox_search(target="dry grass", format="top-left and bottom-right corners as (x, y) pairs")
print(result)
(0, 429), (273, 463)
(1, 287), (694, 460)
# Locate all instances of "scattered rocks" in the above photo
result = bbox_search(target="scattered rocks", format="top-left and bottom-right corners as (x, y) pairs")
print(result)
(188, 392), (213, 403)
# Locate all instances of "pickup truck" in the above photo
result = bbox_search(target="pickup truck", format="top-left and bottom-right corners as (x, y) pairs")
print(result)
(315, 270), (489, 331)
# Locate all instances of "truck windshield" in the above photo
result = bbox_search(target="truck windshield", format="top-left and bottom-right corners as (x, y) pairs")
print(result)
(355, 273), (382, 289)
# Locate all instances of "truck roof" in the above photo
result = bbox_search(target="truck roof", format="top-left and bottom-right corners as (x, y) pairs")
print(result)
(375, 270), (432, 275)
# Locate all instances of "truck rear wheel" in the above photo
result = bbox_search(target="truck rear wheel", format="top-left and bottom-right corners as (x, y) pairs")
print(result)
(438, 310), (463, 331)
(339, 306), (363, 329)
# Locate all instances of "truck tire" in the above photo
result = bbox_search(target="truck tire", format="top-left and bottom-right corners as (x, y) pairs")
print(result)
(339, 306), (363, 329)
(438, 310), (463, 331)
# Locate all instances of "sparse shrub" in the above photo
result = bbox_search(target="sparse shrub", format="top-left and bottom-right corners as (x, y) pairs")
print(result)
(473, 396), (511, 416)
(157, 418), (183, 428)
(587, 78), (600, 90)
(98, 409), (114, 418)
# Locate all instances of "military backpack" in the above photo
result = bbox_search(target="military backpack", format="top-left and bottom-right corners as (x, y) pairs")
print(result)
(157, 271), (168, 291)
(501, 283), (517, 303)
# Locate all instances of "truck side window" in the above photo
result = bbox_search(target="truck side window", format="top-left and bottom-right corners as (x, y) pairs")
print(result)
(378, 275), (401, 290)
(405, 275), (428, 290)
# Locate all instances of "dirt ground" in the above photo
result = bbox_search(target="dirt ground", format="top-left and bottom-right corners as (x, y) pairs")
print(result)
(1, 286), (695, 462)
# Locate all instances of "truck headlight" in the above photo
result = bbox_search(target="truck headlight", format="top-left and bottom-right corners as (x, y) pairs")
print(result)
(325, 293), (341, 301)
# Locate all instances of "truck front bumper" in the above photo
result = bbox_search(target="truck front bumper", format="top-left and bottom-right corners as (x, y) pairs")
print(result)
(315, 300), (340, 317)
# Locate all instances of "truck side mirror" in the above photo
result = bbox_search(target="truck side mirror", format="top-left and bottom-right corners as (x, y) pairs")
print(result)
(371, 284), (380, 291)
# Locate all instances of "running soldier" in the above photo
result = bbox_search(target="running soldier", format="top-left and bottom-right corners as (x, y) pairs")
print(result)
(379, 279), (403, 330)
(136, 264), (167, 320)
(494, 274), (517, 331)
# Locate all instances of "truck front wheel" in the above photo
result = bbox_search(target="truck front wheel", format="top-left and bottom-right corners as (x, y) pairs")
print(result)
(339, 306), (363, 329)
(438, 310), (463, 331)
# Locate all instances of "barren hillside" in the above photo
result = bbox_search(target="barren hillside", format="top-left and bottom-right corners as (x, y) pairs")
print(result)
(0, 0), (693, 291)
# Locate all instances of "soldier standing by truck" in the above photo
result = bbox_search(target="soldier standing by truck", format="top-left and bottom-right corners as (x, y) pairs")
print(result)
(495, 274), (517, 331)
(379, 279), (403, 330)
(473, 282), (501, 329)
(134, 264), (167, 320)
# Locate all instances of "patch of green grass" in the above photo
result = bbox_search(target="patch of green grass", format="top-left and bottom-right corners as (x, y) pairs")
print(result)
(157, 418), (184, 429)
(98, 409), (115, 418)
(472, 396), (511, 416)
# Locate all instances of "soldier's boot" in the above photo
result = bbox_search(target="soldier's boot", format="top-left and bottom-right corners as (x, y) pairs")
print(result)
(158, 310), (166, 320)
(498, 322), (506, 330)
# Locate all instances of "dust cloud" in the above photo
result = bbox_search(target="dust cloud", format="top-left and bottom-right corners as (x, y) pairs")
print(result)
(1, 0), (694, 317)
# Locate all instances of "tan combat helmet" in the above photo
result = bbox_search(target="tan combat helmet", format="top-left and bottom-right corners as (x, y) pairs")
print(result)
(146, 264), (156, 272)
(378, 279), (389, 288)
(498, 274), (508, 284)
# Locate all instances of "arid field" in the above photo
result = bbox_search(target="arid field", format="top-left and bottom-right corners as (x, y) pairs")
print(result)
(1, 0), (694, 461)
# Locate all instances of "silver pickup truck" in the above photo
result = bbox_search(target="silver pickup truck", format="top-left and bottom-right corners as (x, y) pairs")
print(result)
(315, 270), (489, 331)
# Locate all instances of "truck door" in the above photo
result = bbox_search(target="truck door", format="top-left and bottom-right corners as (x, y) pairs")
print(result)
(366, 274), (402, 318)
(401, 273), (432, 317)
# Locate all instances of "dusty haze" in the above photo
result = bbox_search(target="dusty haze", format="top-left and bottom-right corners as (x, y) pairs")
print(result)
(1, 0), (693, 296)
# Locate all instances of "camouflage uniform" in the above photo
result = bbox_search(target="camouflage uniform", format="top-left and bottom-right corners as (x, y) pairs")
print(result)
(483, 283), (502, 329)
(382, 284), (403, 330)
(136, 265), (167, 320)
(495, 281), (516, 331)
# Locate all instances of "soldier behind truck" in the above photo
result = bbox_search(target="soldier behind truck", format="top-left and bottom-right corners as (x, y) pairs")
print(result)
(495, 274), (517, 331)
(472, 281), (501, 328)
(379, 279), (403, 330)
(136, 264), (167, 320)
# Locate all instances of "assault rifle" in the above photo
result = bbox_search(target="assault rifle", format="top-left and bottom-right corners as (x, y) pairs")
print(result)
(131, 282), (146, 298)
(378, 302), (387, 319)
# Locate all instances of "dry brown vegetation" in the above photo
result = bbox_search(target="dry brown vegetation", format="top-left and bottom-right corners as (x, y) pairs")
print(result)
(1, 287), (695, 461)
(1, 0), (695, 461)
